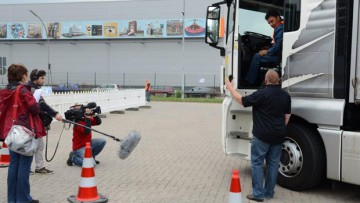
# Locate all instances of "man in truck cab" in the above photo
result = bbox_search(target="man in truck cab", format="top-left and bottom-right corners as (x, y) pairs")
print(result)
(245, 9), (284, 86)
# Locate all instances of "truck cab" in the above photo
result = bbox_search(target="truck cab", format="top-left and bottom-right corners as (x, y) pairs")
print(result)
(206, 0), (360, 191)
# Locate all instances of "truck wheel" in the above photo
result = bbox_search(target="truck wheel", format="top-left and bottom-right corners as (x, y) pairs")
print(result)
(277, 122), (326, 191)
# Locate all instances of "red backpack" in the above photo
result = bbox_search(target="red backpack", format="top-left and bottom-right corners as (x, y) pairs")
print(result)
(0, 88), (17, 141)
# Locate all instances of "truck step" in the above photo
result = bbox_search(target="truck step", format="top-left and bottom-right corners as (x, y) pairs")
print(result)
(229, 131), (252, 140)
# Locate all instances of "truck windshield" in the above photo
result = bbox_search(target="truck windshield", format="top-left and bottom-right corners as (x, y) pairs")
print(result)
(237, 0), (301, 36)
(238, 9), (273, 36)
(238, 0), (284, 36)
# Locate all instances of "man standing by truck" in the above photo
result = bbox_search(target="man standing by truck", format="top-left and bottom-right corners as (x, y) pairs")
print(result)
(28, 69), (62, 174)
(226, 69), (291, 202)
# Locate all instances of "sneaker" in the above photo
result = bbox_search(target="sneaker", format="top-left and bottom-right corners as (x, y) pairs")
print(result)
(35, 167), (54, 174)
(30, 171), (34, 175)
(246, 194), (264, 202)
(30, 200), (39, 203)
(95, 160), (100, 164)
(67, 152), (73, 166)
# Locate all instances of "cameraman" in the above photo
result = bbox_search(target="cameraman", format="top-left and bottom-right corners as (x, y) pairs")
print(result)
(28, 69), (62, 174)
(67, 107), (106, 167)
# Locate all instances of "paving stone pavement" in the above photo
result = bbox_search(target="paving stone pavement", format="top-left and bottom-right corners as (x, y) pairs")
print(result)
(1, 102), (360, 203)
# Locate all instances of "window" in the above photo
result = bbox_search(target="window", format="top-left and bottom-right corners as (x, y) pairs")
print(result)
(226, 0), (236, 41)
(284, 0), (301, 32)
(238, 9), (273, 36)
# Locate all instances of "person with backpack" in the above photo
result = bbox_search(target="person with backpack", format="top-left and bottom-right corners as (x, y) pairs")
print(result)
(28, 69), (62, 174)
(0, 64), (46, 203)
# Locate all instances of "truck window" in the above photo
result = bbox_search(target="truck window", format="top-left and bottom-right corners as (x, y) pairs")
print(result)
(238, 9), (273, 36)
(237, 0), (284, 89)
(284, 0), (301, 32)
(226, 0), (236, 42)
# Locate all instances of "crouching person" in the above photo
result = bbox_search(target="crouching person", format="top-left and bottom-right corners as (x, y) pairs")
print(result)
(67, 108), (106, 166)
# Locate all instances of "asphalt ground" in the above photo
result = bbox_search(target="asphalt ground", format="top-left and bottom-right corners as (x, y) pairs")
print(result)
(1, 101), (360, 203)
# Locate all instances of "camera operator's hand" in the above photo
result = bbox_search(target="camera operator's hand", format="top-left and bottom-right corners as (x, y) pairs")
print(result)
(84, 108), (92, 118)
(55, 113), (62, 121)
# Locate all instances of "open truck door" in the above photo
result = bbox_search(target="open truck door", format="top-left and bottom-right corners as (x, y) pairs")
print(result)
(206, 0), (252, 159)
(351, 0), (360, 103)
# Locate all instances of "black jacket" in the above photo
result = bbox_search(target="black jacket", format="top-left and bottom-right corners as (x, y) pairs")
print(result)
(242, 85), (291, 145)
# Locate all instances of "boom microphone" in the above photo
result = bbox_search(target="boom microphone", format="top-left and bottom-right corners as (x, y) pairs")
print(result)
(63, 119), (141, 159)
(118, 131), (141, 159)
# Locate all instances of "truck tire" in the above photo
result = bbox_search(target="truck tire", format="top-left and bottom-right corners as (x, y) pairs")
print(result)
(277, 122), (326, 191)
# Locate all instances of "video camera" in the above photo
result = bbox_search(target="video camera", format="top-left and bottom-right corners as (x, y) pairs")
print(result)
(64, 102), (101, 121)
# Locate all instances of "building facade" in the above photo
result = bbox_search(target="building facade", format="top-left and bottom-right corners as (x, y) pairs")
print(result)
(0, 0), (222, 88)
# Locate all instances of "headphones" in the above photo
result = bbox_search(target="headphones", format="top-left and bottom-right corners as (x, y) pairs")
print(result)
(30, 69), (41, 81)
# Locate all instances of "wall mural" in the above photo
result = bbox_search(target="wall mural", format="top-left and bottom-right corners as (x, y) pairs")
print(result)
(0, 23), (7, 38)
(9, 23), (26, 39)
(0, 18), (205, 40)
(47, 22), (61, 39)
(146, 20), (165, 38)
(185, 19), (205, 37)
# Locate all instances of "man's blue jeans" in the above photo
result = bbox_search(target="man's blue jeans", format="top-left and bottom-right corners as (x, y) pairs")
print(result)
(8, 151), (34, 203)
(246, 53), (279, 85)
(72, 138), (106, 167)
(251, 136), (282, 199)
(146, 91), (151, 102)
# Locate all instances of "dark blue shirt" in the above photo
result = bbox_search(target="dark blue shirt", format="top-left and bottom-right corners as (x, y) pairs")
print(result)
(242, 85), (291, 144)
(267, 23), (283, 56)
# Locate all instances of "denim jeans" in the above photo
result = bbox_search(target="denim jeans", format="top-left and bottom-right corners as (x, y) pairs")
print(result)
(72, 138), (106, 167)
(251, 136), (282, 199)
(8, 151), (34, 203)
(245, 53), (279, 85)
(146, 91), (151, 102)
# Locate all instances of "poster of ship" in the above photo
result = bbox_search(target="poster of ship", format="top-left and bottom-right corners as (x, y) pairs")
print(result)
(184, 19), (205, 37)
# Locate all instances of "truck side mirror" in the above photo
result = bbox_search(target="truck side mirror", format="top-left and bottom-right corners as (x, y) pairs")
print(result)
(205, 6), (221, 45)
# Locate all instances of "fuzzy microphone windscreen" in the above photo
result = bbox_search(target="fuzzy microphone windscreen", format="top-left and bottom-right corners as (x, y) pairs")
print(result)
(119, 131), (141, 159)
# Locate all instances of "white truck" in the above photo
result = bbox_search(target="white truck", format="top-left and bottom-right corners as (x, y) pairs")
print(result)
(205, 0), (360, 190)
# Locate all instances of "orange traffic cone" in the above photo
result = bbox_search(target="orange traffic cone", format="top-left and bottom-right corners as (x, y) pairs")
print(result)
(227, 170), (242, 203)
(67, 142), (108, 203)
(0, 142), (10, 168)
